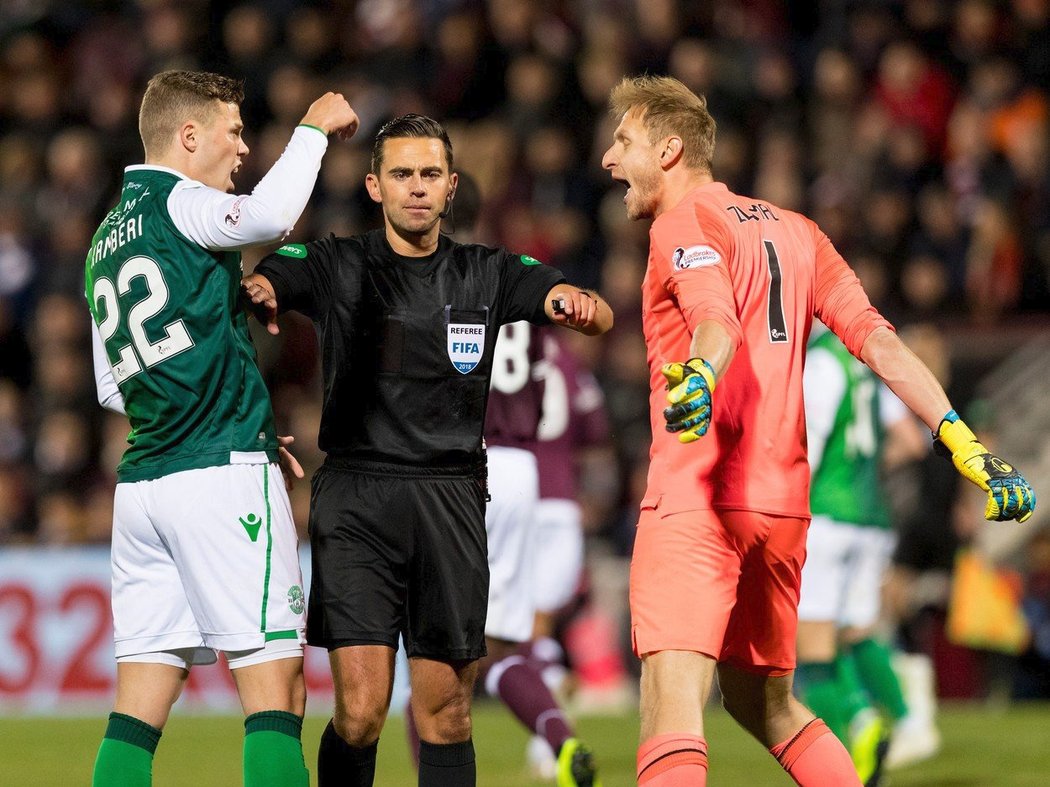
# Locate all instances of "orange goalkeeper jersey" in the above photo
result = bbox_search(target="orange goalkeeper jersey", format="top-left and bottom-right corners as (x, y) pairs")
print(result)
(642, 182), (893, 518)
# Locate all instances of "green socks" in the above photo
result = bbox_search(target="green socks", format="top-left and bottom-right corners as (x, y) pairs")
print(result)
(796, 661), (849, 742)
(91, 709), (307, 786)
(835, 650), (873, 726)
(244, 710), (309, 787)
(799, 639), (910, 759)
(92, 712), (162, 787)
(797, 654), (878, 745)
(850, 638), (909, 721)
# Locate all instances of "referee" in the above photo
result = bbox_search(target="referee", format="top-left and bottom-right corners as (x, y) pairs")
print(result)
(242, 114), (613, 787)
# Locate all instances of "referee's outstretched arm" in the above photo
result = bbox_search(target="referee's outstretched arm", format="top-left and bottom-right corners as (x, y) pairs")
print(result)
(545, 284), (614, 336)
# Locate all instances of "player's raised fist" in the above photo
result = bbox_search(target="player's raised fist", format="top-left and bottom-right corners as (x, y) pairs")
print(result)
(300, 92), (359, 141)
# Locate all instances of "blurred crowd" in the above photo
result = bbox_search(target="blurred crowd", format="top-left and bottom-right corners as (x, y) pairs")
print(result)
(0, 0), (1048, 696)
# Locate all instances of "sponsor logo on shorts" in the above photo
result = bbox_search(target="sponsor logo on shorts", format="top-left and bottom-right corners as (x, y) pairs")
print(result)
(447, 323), (485, 374)
(672, 244), (721, 270)
(287, 585), (305, 615)
(239, 512), (262, 542)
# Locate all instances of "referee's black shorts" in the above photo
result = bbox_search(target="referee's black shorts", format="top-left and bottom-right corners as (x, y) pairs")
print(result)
(306, 456), (489, 661)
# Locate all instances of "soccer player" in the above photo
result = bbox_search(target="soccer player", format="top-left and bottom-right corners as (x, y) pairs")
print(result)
(525, 329), (617, 777)
(241, 114), (613, 787)
(796, 323), (926, 785)
(482, 320), (601, 786)
(600, 75), (1036, 786)
(530, 330), (612, 650)
(85, 70), (357, 786)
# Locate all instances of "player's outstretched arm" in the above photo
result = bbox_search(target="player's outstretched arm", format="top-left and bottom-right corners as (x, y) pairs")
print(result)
(240, 273), (281, 335)
(546, 285), (614, 336)
(860, 326), (1036, 523)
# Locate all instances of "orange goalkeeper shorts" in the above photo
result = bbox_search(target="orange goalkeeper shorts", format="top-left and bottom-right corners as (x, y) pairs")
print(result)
(630, 504), (808, 675)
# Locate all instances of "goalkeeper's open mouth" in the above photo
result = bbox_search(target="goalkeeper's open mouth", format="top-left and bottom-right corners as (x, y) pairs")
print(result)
(611, 173), (630, 202)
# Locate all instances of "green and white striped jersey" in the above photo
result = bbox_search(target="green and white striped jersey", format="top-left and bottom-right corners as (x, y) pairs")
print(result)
(805, 329), (894, 528)
(85, 167), (277, 482)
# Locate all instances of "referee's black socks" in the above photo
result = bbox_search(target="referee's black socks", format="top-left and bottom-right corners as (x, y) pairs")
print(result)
(318, 719), (378, 786)
(419, 739), (476, 787)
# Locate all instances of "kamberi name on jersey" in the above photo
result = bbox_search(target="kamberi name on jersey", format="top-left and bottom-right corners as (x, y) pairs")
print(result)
(88, 186), (153, 268)
(87, 212), (145, 268)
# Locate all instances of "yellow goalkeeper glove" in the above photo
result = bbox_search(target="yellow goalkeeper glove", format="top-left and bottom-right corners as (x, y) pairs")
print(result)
(662, 358), (716, 444)
(935, 410), (1036, 523)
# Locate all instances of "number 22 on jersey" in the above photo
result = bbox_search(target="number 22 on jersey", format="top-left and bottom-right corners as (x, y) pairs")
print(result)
(92, 256), (195, 383)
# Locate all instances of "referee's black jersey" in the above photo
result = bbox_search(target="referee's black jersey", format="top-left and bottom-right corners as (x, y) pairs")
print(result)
(255, 229), (566, 466)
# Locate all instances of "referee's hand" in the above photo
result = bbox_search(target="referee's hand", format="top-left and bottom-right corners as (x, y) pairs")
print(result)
(241, 273), (280, 335)
(277, 435), (305, 491)
(546, 285), (613, 335)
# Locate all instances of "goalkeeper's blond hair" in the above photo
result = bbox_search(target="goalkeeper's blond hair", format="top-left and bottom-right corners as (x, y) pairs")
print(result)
(609, 75), (716, 173)
(139, 70), (244, 157)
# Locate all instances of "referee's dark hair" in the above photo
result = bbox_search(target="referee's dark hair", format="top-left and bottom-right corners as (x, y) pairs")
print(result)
(371, 114), (454, 174)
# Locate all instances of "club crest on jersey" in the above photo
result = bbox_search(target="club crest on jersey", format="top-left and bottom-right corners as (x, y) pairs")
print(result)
(672, 244), (721, 270)
(448, 323), (485, 374)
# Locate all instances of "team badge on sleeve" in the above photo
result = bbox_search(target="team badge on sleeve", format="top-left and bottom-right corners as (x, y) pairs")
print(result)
(447, 323), (486, 374)
(672, 245), (721, 270)
(224, 196), (245, 227)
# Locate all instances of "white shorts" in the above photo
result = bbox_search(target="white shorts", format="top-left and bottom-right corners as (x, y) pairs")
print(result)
(531, 498), (583, 613)
(111, 462), (306, 666)
(798, 516), (896, 629)
(484, 446), (539, 643)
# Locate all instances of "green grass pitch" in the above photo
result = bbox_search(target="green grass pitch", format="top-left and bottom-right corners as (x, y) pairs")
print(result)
(3, 701), (1050, 785)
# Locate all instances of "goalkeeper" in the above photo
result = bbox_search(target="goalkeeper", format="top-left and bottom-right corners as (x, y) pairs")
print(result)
(605, 74), (1035, 787)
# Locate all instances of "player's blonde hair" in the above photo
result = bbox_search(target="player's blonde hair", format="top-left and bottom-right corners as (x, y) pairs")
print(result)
(138, 70), (244, 156)
(609, 75), (716, 172)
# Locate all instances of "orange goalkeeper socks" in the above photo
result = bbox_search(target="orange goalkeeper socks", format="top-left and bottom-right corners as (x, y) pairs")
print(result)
(769, 718), (861, 786)
(637, 732), (708, 785)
